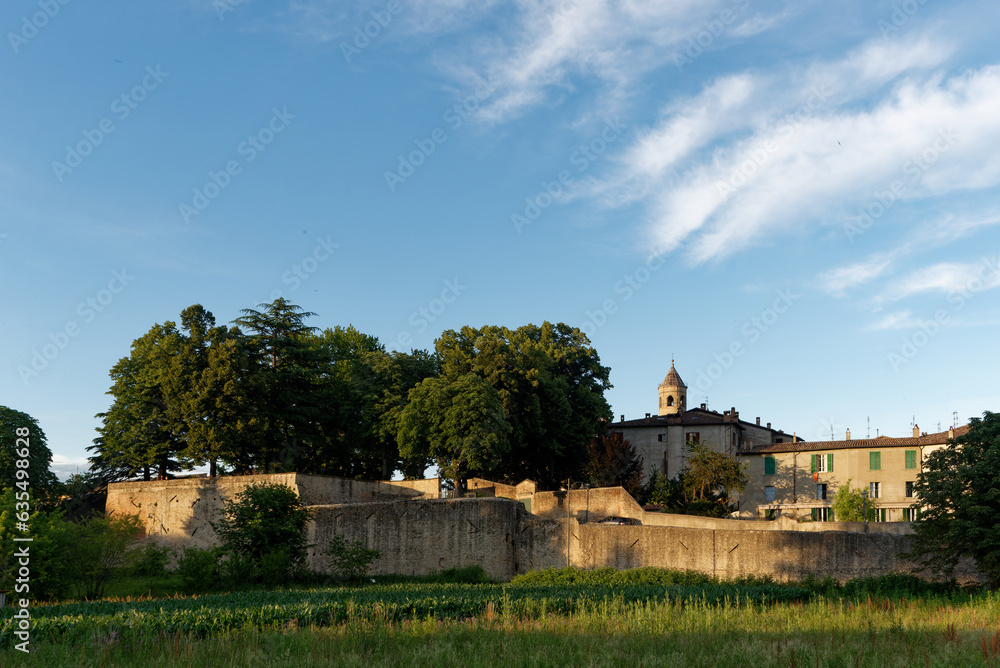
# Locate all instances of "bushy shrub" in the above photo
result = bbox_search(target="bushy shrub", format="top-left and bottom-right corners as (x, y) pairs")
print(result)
(212, 483), (313, 580)
(177, 547), (221, 592)
(130, 543), (173, 577)
(325, 534), (381, 581)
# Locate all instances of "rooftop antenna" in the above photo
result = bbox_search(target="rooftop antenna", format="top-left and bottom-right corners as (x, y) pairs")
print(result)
(830, 424), (834, 440)
(937, 421), (941, 432)
(910, 415), (916, 430)
(867, 417), (870, 439)
(952, 411), (959, 429)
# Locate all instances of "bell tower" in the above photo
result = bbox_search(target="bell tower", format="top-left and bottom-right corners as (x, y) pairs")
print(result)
(658, 360), (687, 416)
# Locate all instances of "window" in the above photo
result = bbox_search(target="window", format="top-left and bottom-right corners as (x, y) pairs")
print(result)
(869, 482), (880, 498)
(811, 508), (830, 522)
(904, 507), (918, 522)
(869, 451), (881, 471)
(667, 395), (674, 407)
(764, 486), (776, 502)
(879, 508), (887, 522)
(816, 484), (827, 500)
(905, 450), (917, 469)
(905, 481), (915, 498)
(764, 456), (776, 475)
(657, 434), (667, 442)
(685, 432), (700, 445)
(811, 454), (832, 473)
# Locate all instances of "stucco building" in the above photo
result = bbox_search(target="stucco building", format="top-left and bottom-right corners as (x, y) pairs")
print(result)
(738, 424), (968, 521)
(612, 361), (797, 481)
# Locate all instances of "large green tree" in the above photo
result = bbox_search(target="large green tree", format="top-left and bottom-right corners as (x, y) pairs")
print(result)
(910, 411), (1000, 588)
(583, 431), (644, 496)
(0, 406), (58, 495)
(681, 441), (748, 517)
(91, 322), (186, 480)
(233, 299), (329, 471)
(429, 323), (612, 487)
(398, 373), (511, 493)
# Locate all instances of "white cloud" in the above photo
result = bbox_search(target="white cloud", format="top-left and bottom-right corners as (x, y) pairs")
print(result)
(818, 253), (898, 298)
(866, 310), (917, 331)
(882, 258), (1000, 301)
(588, 33), (1000, 264)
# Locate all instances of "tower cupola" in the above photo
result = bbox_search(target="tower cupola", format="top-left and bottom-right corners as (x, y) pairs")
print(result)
(658, 360), (687, 416)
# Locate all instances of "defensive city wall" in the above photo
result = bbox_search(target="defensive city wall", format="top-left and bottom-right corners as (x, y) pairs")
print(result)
(105, 473), (980, 584)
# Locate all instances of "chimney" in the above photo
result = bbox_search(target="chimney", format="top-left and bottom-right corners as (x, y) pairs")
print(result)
(913, 424), (920, 438)
(846, 428), (851, 441)
(620, 414), (625, 422)
(793, 432), (797, 443)
(645, 413), (651, 419)
(756, 417), (760, 426)
(700, 403), (706, 409)
(766, 422), (771, 429)
(948, 426), (955, 439)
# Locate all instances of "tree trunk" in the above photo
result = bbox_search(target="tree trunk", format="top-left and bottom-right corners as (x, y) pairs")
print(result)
(210, 460), (217, 478)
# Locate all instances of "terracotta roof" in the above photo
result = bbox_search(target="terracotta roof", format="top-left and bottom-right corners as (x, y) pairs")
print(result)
(615, 408), (795, 438)
(738, 425), (969, 455)
(660, 362), (685, 388)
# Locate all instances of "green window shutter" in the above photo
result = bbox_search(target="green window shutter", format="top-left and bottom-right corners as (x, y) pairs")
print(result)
(811, 508), (818, 521)
(827, 453), (834, 472)
(870, 451), (881, 470)
(764, 456), (775, 475)
(905, 450), (916, 469)
(811, 455), (817, 473)
(880, 508), (887, 522)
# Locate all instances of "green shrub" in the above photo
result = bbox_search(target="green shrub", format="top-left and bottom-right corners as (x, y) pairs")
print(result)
(325, 534), (381, 581)
(177, 546), (221, 593)
(212, 483), (313, 575)
(130, 543), (173, 577)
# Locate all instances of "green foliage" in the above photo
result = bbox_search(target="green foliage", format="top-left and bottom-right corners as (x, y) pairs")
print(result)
(398, 373), (511, 489)
(910, 411), (1000, 589)
(424, 323), (613, 488)
(583, 432), (643, 496)
(130, 543), (173, 577)
(70, 514), (144, 600)
(679, 441), (748, 517)
(831, 478), (879, 522)
(212, 482), (313, 579)
(637, 469), (686, 510)
(0, 406), (59, 498)
(176, 546), (222, 593)
(325, 534), (381, 580)
(0, 489), (78, 600)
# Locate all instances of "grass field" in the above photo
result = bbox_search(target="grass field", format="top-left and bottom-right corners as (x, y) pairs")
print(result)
(2, 570), (997, 667)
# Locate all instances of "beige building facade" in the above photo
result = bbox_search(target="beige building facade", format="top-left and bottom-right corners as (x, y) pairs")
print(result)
(738, 425), (967, 521)
(613, 361), (797, 481)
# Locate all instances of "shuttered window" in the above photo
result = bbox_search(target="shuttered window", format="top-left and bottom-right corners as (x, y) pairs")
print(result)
(827, 453), (834, 472)
(764, 457), (775, 475)
(870, 451), (881, 470)
(905, 450), (917, 469)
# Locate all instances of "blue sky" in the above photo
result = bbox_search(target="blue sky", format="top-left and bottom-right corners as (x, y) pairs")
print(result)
(3, 0), (999, 480)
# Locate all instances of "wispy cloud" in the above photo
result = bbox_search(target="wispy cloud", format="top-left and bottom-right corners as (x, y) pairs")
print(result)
(588, 33), (1000, 264)
(819, 253), (898, 298)
(881, 258), (1000, 302)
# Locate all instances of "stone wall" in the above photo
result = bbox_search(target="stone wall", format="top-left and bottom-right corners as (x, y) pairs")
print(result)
(107, 474), (979, 584)
(105, 474), (439, 554)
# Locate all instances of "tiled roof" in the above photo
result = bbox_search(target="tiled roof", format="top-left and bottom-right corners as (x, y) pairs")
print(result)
(660, 362), (685, 388)
(738, 425), (969, 454)
(615, 408), (795, 437)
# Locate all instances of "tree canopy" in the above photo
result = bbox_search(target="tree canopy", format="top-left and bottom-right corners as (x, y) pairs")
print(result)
(910, 411), (1000, 588)
(0, 406), (58, 495)
(583, 432), (643, 497)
